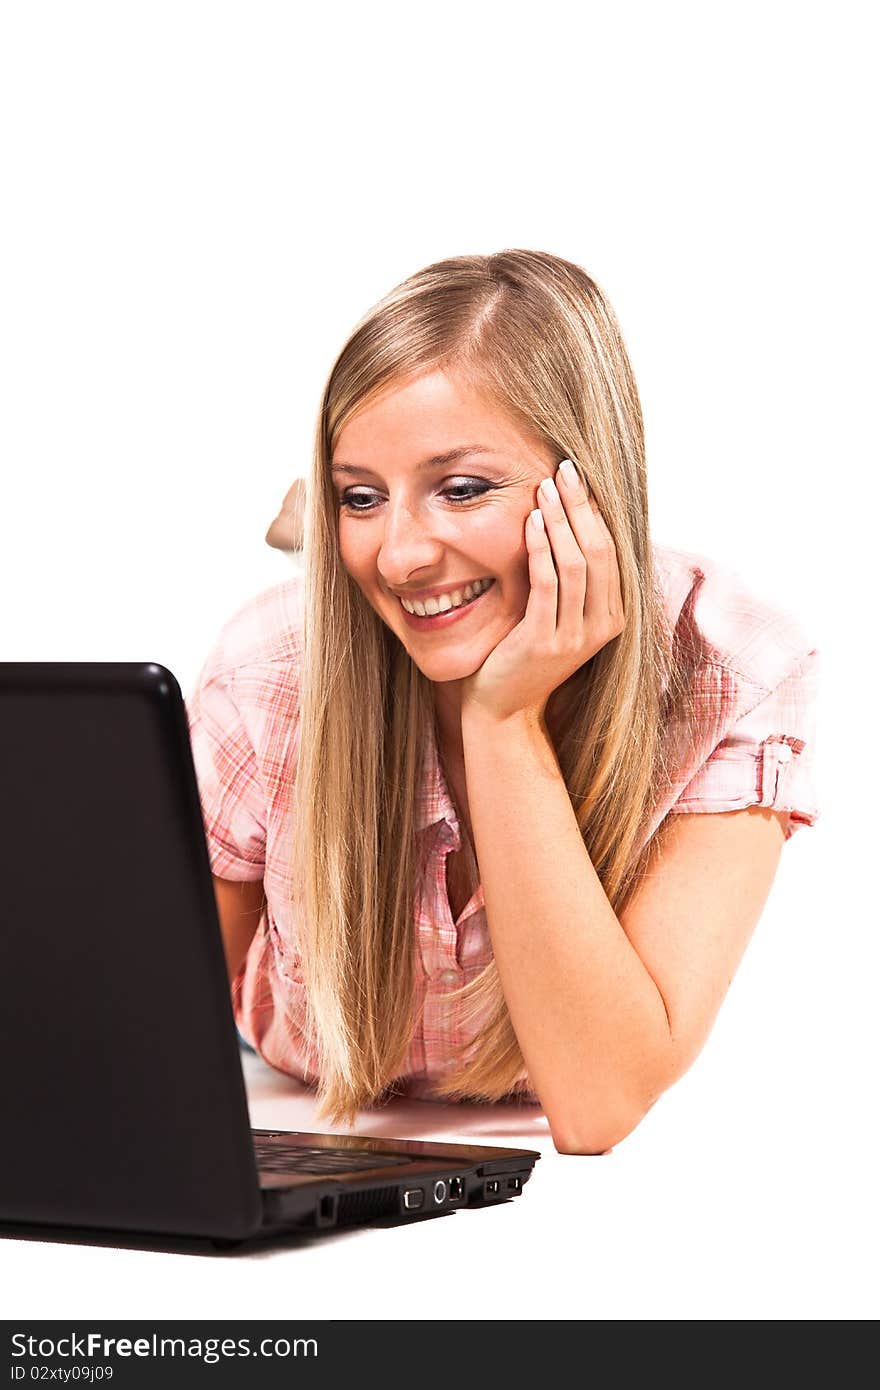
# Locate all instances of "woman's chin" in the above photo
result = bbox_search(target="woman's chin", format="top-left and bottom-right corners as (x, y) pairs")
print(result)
(405, 648), (487, 684)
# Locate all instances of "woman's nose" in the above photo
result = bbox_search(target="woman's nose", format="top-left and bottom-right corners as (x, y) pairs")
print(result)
(376, 500), (445, 586)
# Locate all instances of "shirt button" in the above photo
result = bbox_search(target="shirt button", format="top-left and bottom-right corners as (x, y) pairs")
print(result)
(439, 969), (460, 986)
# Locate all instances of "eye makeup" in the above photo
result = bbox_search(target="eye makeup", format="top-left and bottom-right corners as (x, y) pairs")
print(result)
(338, 479), (495, 512)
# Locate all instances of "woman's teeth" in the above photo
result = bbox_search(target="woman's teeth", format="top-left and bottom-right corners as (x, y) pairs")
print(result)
(399, 577), (493, 617)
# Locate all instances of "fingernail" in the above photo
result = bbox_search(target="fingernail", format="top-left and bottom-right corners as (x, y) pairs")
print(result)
(530, 508), (545, 530)
(558, 459), (579, 488)
(540, 476), (558, 501)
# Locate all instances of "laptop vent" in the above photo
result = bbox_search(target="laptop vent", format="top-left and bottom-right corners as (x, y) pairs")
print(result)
(335, 1186), (400, 1227)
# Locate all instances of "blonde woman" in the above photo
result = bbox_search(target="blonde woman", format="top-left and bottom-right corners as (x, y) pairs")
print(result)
(186, 250), (819, 1154)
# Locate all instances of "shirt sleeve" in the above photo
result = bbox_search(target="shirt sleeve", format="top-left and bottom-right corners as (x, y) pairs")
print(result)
(668, 646), (821, 840)
(185, 647), (268, 881)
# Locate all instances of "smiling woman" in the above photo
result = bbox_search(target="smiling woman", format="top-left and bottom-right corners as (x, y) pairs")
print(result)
(186, 249), (820, 1153)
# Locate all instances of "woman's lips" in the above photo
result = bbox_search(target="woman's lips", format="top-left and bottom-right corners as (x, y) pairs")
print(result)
(397, 580), (495, 631)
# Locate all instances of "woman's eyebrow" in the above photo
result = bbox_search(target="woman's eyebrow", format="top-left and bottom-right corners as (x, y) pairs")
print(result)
(330, 446), (502, 477)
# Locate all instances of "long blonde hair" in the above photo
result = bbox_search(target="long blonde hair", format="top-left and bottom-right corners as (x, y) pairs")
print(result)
(290, 250), (703, 1125)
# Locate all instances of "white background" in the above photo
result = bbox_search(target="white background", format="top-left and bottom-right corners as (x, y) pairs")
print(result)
(1, 0), (877, 1322)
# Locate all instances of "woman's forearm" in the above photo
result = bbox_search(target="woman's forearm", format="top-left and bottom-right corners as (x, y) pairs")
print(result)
(461, 704), (673, 1153)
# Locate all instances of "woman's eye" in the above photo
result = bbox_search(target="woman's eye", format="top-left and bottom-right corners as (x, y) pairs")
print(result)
(338, 480), (492, 512)
(338, 488), (377, 511)
(442, 481), (492, 503)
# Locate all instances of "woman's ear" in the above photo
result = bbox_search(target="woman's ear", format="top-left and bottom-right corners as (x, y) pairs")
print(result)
(265, 477), (306, 551)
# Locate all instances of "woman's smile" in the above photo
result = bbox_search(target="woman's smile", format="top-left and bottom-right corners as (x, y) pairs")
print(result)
(395, 577), (496, 629)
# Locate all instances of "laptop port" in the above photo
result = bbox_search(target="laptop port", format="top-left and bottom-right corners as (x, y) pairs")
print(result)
(403, 1188), (425, 1211)
(448, 1177), (463, 1201)
(485, 1179), (500, 1196)
(507, 1176), (521, 1192)
(432, 1179), (447, 1205)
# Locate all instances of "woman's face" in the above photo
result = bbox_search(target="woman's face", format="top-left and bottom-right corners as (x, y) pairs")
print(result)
(331, 368), (557, 685)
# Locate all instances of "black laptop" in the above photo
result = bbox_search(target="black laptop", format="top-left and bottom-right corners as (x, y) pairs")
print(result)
(0, 662), (540, 1245)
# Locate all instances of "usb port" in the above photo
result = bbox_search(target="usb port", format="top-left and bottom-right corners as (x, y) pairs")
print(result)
(485, 1179), (500, 1196)
(507, 1176), (521, 1192)
(448, 1177), (463, 1201)
(403, 1188), (425, 1210)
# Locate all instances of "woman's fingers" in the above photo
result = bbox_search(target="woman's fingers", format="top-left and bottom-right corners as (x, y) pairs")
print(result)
(537, 464), (588, 636)
(544, 459), (624, 644)
(524, 506), (559, 637)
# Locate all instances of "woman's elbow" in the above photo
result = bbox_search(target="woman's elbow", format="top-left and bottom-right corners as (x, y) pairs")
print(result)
(548, 1085), (665, 1156)
(551, 1131), (614, 1156)
(550, 1120), (634, 1156)
(544, 1040), (687, 1154)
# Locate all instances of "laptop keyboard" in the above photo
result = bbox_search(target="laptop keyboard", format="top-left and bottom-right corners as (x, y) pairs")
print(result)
(252, 1137), (405, 1175)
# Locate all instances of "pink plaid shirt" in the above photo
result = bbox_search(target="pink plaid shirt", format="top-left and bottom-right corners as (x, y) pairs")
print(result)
(185, 544), (820, 1100)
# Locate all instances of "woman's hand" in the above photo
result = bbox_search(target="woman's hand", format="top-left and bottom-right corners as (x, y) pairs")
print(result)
(460, 459), (625, 725)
